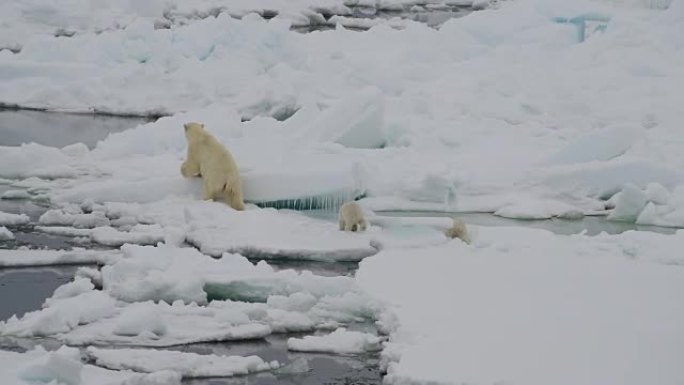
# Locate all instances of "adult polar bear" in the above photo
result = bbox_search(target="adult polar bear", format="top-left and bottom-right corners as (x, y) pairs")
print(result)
(181, 122), (245, 210)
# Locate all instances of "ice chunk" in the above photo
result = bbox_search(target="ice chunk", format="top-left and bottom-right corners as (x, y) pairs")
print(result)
(1, 189), (31, 200)
(546, 126), (644, 165)
(0, 143), (76, 179)
(0, 211), (30, 226)
(607, 183), (648, 222)
(0, 347), (181, 385)
(18, 346), (83, 385)
(101, 244), (209, 304)
(39, 209), (110, 228)
(299, 87), (386, 149)
(113, 303), (168, 337)
(44, 277), (95, 306)
(287, 328), (383, 354)
(0, 248), (121, 268)
(645, 182), (670, 205)
(87, 347), (279, 378)
(0, 226), (14, 240)
(75, 266), (103, 287)
(1, 290), (117, 336)
(91, 224), (166, 247)
(102, 243), (370, 304)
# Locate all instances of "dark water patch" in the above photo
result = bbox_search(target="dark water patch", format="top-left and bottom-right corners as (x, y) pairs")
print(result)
(3, 227), (81, 250)
(0, 109), (154, 149)
(0, 266), (79, 320)
(377, 211), (679, 236)
(0, 195), (50, 222)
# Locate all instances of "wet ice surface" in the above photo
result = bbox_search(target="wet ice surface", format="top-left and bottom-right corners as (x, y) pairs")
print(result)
(0, 109), (152, 149)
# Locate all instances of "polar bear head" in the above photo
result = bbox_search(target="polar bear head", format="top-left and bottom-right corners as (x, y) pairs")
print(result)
(184, 122), (205, 142)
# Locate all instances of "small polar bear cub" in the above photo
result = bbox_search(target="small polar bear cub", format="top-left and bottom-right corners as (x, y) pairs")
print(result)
(181, 122), (245, 211)
(339, 201), (368, 232)
(445, 217), (471, 244)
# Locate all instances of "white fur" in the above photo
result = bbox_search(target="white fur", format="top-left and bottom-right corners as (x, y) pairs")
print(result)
(338, 202), (367, 232)
(181, 122), (245, 210)
(445, 217), (470, 244)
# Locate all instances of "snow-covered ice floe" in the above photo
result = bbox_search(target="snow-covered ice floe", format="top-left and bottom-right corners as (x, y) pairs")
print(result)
(287, 327), (383, 355)
(356, 225), (684, 385)
(0, 0), (682, 218)
(35, 199), (378, 260)
(0, 211), (30, 226)
(0, 346), (181, 385)
(86, 347), (279, 378)
(0, 244), (383, 346)
(0, 248), (121, 268)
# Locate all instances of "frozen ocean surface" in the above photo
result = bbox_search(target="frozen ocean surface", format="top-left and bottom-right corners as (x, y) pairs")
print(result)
(1, 0), (683, 384)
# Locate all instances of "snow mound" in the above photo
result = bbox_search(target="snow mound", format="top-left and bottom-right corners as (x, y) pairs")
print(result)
(87, 347), (280, 378)
(287, 327), (383, 354)
(0, 143), (79, 179)
(608, 183), (648, 222)
(0, 211), (30, 226)
(113, 303), (168, 337)
(18, 346), (83, 385)
(0, 346), (181, 385)
(1, 290), (117, 336)
(0, 226), (14, 240)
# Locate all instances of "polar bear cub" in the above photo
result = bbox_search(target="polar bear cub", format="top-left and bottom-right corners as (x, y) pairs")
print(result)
(339, 201), (367, 232)
(445, 217), (471, 244)
(181, 122), (245, 211)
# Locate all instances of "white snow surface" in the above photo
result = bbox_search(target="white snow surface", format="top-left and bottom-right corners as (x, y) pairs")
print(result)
(356, 226), (684, 385)
(0, 0), (682, 218)
(1, 1), (684, 382)
(0, 346), (181, 385)
(87, 347), (280, 378)
(287, 327), (383, 354)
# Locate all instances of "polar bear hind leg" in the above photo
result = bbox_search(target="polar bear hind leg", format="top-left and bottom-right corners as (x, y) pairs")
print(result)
(223, 183), (245, 211)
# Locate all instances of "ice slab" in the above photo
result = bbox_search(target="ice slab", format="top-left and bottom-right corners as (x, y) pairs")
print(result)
(184, 202), (376, 261)
(287, 327), (383, 354)
(0, 346), (181, 385)
(0, 248), (121, 268)
(0, 211), (30, 226)
(356, 226), (684, 385)
(87, 347), (280, 378)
